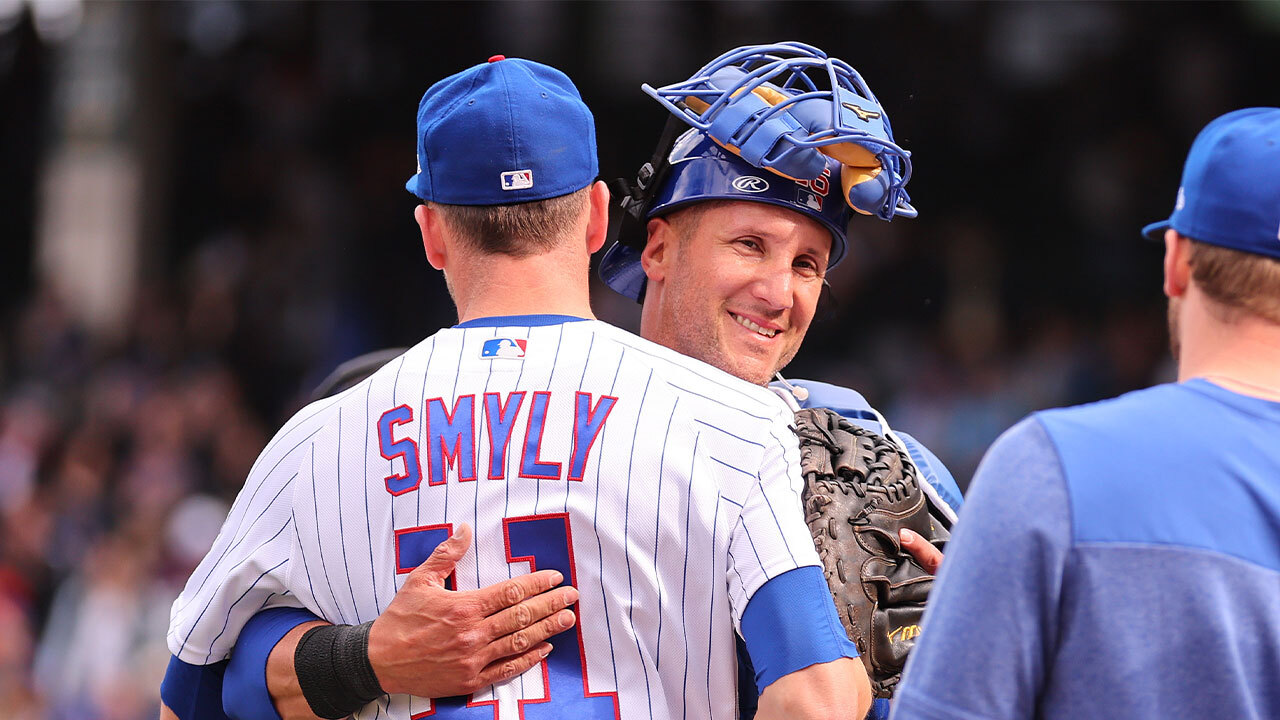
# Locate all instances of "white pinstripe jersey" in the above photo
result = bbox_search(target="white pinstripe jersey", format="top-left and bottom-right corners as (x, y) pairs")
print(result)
(167, 315), (823, 720)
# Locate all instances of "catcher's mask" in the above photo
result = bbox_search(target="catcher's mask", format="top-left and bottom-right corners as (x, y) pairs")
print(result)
(600, 41), (914, 303)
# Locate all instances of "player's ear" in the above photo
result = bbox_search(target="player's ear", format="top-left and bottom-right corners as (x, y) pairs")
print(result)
(1163, 228), (1191, 298)
(417, 204), (448, 270)
(585, 181), (611, 255)
(641, 217), (673, 283)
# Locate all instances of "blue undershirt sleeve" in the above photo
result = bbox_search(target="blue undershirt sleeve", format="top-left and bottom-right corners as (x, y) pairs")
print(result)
(223, 607), (325, 720)
(161, 655), (230, 720)
(897, 431), (963, 513)
(740, 565), (858, 692)
(891, 416), (1071, 720)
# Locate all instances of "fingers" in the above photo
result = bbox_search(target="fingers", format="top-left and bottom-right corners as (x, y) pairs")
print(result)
(490, 608), (576, 660)
(899, 528), (944, 574)
(472, 568), (569, 616)
(408, 524), (473, 586)
(472, 643), (554, 688)
(485, 585), (579, 641)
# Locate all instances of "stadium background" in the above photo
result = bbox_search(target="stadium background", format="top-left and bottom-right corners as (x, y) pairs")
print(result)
(0, 1), (1277, 716)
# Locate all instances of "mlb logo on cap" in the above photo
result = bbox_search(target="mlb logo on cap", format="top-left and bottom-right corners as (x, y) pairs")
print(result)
(481, 338), (527, 359)
(502, 170), (534, 191)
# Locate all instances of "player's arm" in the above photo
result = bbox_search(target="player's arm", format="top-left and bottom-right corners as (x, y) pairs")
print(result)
(159, 653), (233, 720)
(166, 408), (320, 677)
(742, 567), (872, 719)
(757, 659), (869, 720)
(891, 417), (1071, 720)
(161, 420), (311, 720)
(219, 524), (578, 720)
(730, 423), (873, 719)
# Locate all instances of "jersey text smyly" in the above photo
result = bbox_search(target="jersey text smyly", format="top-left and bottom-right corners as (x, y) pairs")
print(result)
(378, 388), (617, 494)
(168, 315), (824, 720)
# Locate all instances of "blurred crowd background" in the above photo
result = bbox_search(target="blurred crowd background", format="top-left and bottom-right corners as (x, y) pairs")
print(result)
(1, 1), (1277, 717)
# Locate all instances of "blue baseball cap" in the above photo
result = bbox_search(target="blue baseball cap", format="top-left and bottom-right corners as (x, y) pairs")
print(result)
(405, 56), (598, 205)
(1142, 107), (1280, 261)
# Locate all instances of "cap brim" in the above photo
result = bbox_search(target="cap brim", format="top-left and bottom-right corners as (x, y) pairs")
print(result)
(404, 176), (424, 202)
(1141, 219), (1171, 241)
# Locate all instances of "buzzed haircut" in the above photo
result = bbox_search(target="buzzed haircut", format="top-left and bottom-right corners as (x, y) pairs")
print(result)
(434, 186), (590, 257)
(1188, 238), (1280, 324)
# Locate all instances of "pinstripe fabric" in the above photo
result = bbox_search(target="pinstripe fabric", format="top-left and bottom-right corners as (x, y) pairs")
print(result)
(167, 318), (820, 719)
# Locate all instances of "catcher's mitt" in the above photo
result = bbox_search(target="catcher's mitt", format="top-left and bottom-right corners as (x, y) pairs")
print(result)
(794, 407), (948, 699)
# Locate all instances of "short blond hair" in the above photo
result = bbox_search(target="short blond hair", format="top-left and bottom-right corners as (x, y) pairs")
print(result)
(434, 186), (591, 257)
(1187, 238), (1280, 324)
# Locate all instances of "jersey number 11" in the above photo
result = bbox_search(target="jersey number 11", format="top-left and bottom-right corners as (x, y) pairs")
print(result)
(394, 515), (621, 719)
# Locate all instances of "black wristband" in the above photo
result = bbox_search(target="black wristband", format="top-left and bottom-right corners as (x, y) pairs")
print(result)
(294, 622), (385, 719)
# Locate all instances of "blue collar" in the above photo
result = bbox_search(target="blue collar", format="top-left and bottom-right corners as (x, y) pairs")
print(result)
(1184, 377), (1280, 417)
(454, 314), (592, 329)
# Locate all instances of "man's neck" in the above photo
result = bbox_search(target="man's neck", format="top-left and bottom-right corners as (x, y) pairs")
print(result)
(449, 250), (595, 324)
(1177, 290), (1280, 401)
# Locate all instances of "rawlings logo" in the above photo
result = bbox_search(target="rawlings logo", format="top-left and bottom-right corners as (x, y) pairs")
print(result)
(888, 624), (921, 643)
(842, 102), (881, 122)
(732, 176), (769, 193)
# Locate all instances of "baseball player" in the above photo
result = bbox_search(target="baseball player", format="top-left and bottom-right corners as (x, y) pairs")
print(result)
(193, 43), (960, 720)
(892, 108), (1280, 720)
(598, 45), (961, 720)
(595, 42), (962, 530)
(162, 56), (867, 720)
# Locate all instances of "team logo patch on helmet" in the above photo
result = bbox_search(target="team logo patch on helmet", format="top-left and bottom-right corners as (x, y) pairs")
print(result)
(732, 176), (769, 193)
(481, 338), (527, 359)
(501, 170), (534, 191)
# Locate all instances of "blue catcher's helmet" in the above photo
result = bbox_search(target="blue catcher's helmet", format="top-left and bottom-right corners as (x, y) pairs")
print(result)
(645, 41), (915, 222)
(599, 128), (854, 302)
(600, 42), (915, 303)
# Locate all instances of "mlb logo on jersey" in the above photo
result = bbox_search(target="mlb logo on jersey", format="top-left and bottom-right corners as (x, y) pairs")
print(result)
(481, 338), (527, 358)
(501, 169), (534, 191)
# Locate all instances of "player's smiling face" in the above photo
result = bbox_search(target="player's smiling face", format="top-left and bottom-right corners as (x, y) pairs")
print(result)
(640, 201), (830, 385)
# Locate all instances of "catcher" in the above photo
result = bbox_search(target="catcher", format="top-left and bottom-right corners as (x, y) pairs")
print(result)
(166, 42), (961, 720)
(599, 41), (961, 717)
